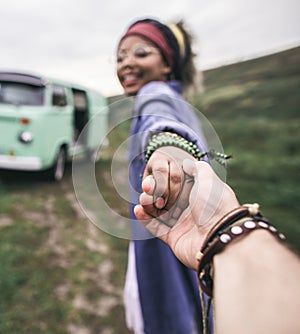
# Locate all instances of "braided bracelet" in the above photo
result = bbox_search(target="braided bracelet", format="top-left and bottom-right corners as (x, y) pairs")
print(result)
(196, 205), (286, 297)
(145, 132), (207, 163)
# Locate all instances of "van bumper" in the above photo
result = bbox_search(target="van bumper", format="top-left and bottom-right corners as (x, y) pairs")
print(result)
(0, 155), (42, 171)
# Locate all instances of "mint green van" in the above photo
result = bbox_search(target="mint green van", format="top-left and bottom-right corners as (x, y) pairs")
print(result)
(0, 71), (109, 181)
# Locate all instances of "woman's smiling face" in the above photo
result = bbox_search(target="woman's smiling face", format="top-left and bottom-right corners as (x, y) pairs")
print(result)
(117, 35), (171, 96)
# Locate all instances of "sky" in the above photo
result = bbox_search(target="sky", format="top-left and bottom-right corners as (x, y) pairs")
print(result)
(0, 0), (299, 96)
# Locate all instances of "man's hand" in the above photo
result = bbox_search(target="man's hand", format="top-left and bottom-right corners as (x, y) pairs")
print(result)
(135, 160), (240, 270)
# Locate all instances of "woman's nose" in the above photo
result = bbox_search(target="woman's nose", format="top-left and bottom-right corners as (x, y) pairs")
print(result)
(119, 53), (136, 67)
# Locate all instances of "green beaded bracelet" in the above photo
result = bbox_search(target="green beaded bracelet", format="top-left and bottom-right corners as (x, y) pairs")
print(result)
(145, 132), (207, 163)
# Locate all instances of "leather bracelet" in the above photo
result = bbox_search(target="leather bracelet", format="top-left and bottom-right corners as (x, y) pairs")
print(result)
(197, 216), (286, 297)
(200, 203), (262, 254)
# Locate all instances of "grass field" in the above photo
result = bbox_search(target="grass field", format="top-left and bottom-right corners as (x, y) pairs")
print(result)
(0, 46), (299, 333)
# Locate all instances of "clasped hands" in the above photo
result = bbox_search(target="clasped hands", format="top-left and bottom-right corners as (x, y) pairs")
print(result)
(134, 146), (239, 270)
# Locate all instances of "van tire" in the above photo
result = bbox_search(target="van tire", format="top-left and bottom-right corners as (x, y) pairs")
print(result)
(46, 147), (66, 181)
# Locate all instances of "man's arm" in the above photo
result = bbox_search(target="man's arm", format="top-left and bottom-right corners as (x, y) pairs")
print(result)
(214, 229), (300, 334)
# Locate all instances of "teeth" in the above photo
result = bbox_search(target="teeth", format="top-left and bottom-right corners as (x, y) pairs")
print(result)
(124, 74), (137, 81)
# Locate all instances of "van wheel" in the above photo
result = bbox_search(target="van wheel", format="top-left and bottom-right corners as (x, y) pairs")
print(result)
(46, 147), (66, 181)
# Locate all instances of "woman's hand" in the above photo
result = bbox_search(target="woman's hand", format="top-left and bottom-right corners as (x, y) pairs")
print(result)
(135, 160), (240, 270)
(142, 145), (196, 216)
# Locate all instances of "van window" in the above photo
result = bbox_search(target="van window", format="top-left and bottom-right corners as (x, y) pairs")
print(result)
(52, 86), (67, 107)
(0, 81), (44, 106)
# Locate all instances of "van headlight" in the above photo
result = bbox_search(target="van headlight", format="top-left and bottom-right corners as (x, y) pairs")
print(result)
(19, 131), (33, 143)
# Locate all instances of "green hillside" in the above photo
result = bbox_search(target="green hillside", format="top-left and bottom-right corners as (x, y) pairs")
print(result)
(196, 46), (300, 249)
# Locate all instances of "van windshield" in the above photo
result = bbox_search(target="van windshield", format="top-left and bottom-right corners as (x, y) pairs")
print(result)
(0, 81), (45, 106)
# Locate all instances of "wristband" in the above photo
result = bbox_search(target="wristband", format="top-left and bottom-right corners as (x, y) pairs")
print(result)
(145, 132), (233, 165)
(196, 204), (286, 297)
(145, 132), (207, 163)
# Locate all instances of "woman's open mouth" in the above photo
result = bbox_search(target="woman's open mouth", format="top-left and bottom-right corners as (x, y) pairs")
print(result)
(121, 73), (142, 87)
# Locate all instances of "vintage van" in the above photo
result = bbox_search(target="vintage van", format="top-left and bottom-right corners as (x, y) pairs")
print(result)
(0, 71), (109, 181)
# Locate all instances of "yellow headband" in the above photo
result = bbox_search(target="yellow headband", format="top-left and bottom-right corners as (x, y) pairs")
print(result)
(167, 23), (186, 59)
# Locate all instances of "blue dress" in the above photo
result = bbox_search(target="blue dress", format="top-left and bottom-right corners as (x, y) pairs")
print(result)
(126, 80), (207, 334)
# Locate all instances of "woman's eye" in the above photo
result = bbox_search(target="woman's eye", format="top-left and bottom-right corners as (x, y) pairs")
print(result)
(134, 47), (150, 58)
(116, 46), (155, 63)
(116, 54), (125, 63)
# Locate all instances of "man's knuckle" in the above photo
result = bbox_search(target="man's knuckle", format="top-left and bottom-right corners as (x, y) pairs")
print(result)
(170, 173), (182, 184)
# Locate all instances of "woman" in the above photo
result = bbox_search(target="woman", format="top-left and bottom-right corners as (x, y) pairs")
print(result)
(116, 18), (208, 333)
